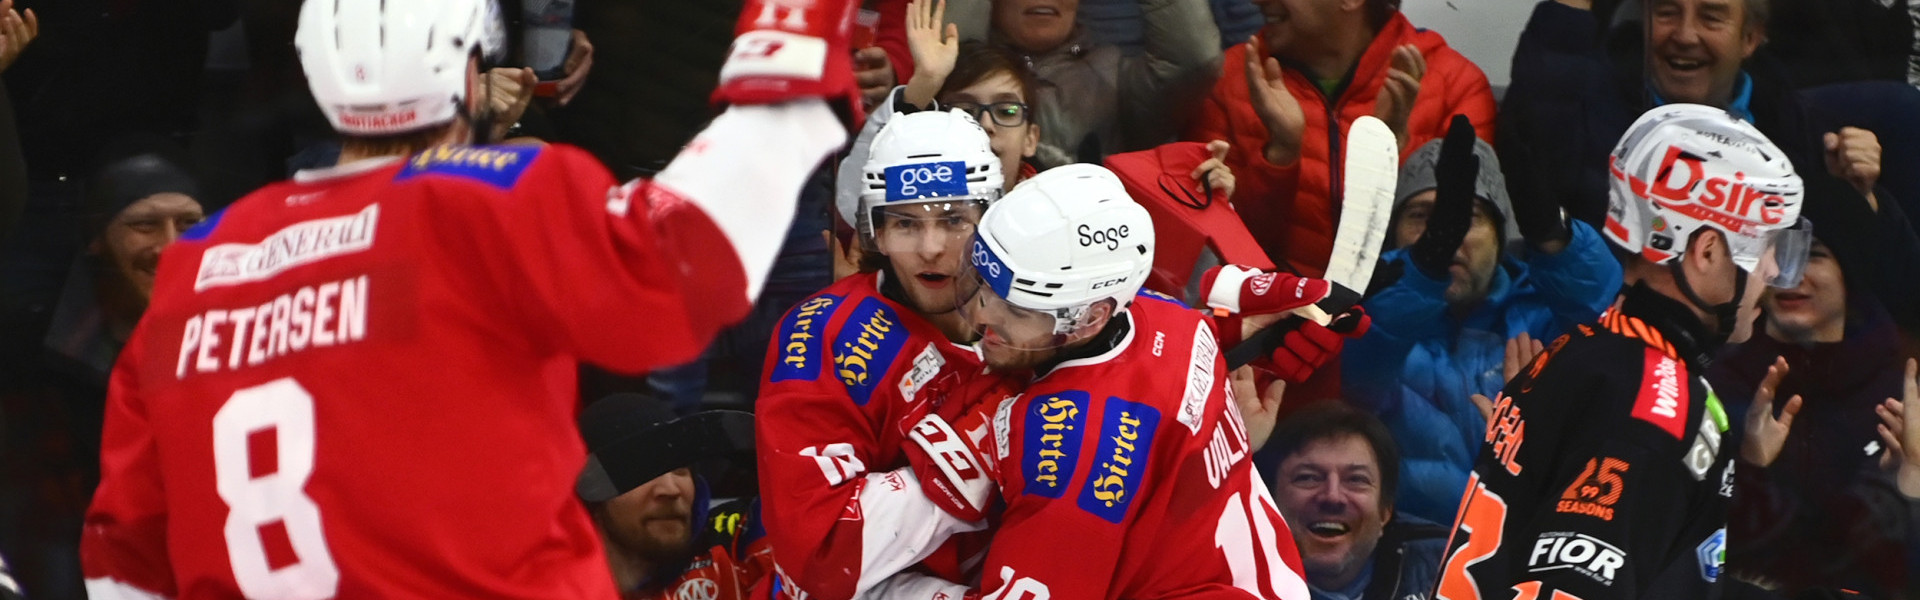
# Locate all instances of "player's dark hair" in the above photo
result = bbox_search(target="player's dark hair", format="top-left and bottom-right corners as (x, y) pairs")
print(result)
(1266, 402), (1401, 515)
(938, 41), (1042, 130)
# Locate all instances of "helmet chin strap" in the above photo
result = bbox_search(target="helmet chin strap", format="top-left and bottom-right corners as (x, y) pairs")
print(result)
(1669, 259), (1747, 347)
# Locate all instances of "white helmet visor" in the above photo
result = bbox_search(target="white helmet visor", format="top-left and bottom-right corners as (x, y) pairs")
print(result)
(1762, 217), (1813, 289)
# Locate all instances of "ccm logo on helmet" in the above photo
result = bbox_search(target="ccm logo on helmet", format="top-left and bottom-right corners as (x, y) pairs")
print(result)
(1632, 146), (1789, 232)
(1078, 224), (1131, 250)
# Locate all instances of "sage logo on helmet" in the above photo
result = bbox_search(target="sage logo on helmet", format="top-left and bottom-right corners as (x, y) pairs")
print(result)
(1603, 104), (1808, 285)
(968, 164), (1156, 338)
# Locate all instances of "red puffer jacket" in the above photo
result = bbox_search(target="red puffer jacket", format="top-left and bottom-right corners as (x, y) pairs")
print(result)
(1185, 12), (1496, 278)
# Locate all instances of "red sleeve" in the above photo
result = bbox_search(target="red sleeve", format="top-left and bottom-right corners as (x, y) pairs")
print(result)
(755, 294), (981, 600)
(872, 0), (913, 86)
(81, 329), (181, 599)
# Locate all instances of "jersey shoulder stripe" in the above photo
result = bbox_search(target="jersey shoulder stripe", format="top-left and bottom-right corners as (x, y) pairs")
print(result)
(394, 144), (544, 189)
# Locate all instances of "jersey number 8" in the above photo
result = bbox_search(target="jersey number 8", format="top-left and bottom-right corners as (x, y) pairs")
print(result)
(212, 377), (340, 599)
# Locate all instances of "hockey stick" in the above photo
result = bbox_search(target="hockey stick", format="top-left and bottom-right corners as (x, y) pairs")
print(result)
(1226, 116), (1398, 369)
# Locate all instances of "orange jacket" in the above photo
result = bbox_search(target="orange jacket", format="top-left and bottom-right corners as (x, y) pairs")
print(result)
(1185, 13), (1496, 278)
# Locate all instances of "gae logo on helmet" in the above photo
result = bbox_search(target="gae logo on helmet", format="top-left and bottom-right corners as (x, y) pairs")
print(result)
(896, 164), (957, 197)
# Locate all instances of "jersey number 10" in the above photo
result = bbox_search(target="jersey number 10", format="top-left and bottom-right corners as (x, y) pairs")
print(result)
(212, 377), (341, 599)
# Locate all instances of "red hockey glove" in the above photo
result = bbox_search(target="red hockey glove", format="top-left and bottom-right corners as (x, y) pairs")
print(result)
(713, 0), (865, 128)
(1199, 264), (1334, 347)
(1258, 306), (1370, 384)
(903, 394), (1000, 523)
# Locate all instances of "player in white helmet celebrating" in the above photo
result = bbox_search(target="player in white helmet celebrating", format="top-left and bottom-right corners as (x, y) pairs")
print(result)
(1436, 104), (1812, 600)
(80, 0), (862, 596)
(754, 108), (1021, 600)
(853, 163), (1328, 599)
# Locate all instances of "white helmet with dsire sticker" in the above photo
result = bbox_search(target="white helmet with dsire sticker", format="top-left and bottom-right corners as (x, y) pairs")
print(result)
(296, 0), (505, 136)
(1604, 103), (1810, 288)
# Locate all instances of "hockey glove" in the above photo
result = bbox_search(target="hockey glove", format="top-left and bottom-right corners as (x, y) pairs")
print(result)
(1198, 264), (1333, 348)
(1261, 307), (1370, 384)
(1409, 114), (1479, 280)
(1496, 121), (1572, 251)
(903, 395), (1000, 523)
(713, 0), (865, 128)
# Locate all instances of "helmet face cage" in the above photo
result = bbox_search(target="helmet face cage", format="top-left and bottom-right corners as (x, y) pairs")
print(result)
(1604, 104), (1807, 282)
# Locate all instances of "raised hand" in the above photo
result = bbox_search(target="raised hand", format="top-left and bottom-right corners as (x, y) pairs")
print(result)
(1824, 127), (1883, 208)
(1408, 115), (1478, 280)
(484, 67), (539, 142)
(1243, 37), (1305, 167)
(901, 0), (959, 108)
(1191, 140), (1236, 202)
(1503, 332), (1544, 384)
(551, 30), (595, 107)
(1374, 45), (1425, 151)
(1876, 360), (1920, 499)
(0, 0), (39, 74)
(1741, 357), (1803, 468)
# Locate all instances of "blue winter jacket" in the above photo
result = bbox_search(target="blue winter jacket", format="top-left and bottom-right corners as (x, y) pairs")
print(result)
(1342, 221), (1620, 524)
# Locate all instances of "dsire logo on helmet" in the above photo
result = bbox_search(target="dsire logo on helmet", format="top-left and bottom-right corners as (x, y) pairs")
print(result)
(1618, 145), (1790, 234)
(886, 161), (969, 201)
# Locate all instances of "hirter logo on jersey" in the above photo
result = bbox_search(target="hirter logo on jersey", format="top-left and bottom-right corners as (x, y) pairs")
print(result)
(195, 204), (379, 291)
(1556, 457), (1629, 521)
(1078, 397), (1160, 523)
(1631, 348), (1689, 439)
(1022, 391), (1087, 498)
(833, 298), (908, 405)
(770, 294), (842, 382)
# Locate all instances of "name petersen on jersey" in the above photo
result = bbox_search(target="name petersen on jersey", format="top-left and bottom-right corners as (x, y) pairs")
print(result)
(176, 205), (378, 379)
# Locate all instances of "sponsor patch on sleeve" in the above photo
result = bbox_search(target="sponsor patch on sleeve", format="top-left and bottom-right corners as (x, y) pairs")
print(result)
(1630, 347), (1689, 439)
(1529, 531), (1627, 587)
(1177, 320), (1217, 435)
(1078, 396), (1161, 523)
(832, 297), (909, 405)
(1021, 390), (1089, 498)
(1696, 528), (1725, 582)
(395, 144), (542, 189)
(768, 294), (843, 382)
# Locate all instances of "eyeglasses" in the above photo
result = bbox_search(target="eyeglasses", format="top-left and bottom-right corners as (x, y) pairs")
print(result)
(946, 101), (1030, 128)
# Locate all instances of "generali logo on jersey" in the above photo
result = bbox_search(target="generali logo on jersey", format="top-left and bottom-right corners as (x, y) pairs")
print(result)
(195, 204), (379, 291)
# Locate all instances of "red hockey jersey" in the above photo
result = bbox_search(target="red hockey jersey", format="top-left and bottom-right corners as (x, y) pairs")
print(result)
(754, 272), (1002, 600)
(81, 143), (776, 599)
(979, 291), (1312, 600)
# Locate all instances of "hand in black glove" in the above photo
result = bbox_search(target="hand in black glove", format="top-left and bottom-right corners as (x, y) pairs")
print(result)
(1498, 123), (1572, 253)
(1409, 114), (1479, 280)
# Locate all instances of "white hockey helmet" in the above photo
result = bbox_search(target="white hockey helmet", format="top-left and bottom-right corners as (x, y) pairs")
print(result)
(295, 0), (505, 136)
(964, 164), (1155, 345)
(858, 109), (1005, 240)
(1605, 104), (1811, 287)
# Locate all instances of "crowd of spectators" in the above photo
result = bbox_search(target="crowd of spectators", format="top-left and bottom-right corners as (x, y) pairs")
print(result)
(0, 0), (1918, 598)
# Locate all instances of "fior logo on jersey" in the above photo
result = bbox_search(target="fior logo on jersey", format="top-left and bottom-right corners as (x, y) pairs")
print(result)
(770, 294), (842, 383)
(832, 298), (908, 406)
(1078, 397), (1160, 523)
(1022, 391), (1088, 498)
(1528, 531), (1627, 587)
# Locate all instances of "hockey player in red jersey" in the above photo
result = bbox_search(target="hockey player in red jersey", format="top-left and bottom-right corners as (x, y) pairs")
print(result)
(754, 108), (1014, 600)
(857, 164), (1335, 599)
(78, 0), (861, 597)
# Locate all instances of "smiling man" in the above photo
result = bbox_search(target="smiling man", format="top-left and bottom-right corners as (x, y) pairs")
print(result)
(1268, 403), (1447, 600)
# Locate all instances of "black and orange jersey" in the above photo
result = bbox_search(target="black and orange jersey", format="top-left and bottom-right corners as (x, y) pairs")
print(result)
(1435, 284), (1733, 600)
